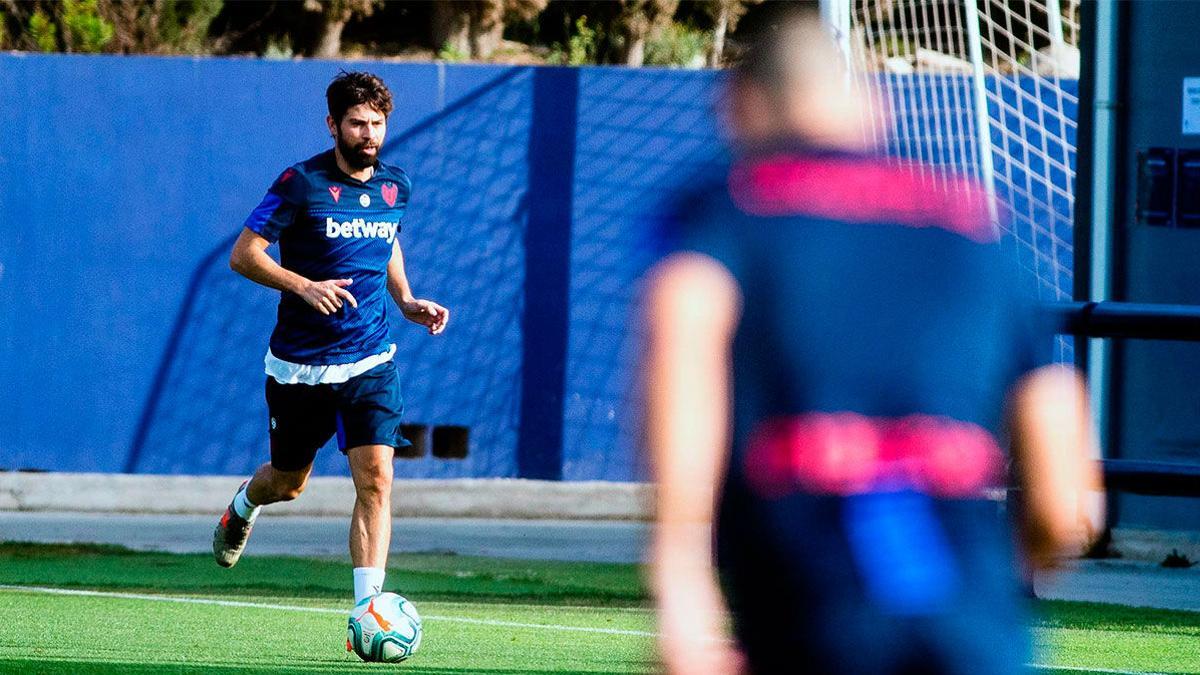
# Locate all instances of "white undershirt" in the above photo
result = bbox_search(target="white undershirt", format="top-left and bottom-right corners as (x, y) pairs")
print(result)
(264, 343), (396, 385)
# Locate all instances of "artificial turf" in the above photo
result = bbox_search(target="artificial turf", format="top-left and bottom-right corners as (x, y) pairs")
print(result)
(0, 542), (1197, 674)
(0, 542), (643, 605)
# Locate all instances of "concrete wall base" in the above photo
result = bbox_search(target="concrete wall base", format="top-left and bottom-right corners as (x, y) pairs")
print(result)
(0, 472), (654, 520)
(1110, 528), (1200, 564)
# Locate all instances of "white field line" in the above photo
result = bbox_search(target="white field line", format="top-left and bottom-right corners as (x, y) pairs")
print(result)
(1027, 662), (1156, 667)
(0, 585), (656, 637)
(431, 599), (654, 613)
(0, 585), (1161, 673)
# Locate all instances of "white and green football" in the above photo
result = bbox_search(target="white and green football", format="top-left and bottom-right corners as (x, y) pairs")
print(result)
(347, 592), (423, 663)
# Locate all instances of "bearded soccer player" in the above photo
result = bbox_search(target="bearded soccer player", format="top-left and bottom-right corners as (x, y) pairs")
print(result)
(645, 13), (1103, 675)
(212, 71), (448, 609)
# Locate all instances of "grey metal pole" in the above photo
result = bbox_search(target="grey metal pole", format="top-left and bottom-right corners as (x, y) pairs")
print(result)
(1088, 0), (1119, 466)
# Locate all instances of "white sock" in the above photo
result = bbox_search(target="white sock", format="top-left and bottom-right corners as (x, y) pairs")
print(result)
(353, 567), (386, 604)
(231, 484), (260, 521)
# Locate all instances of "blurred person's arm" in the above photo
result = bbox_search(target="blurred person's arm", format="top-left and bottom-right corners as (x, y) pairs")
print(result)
(1009, 365), (1105, 568)
(645, 252), (744, 675)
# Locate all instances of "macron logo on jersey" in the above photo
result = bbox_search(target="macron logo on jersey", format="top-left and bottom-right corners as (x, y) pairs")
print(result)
(325, 217), (399, 244)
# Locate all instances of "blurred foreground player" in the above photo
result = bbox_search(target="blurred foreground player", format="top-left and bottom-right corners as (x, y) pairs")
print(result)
(212, 72), (449, 608)
(645, 13), (1103, 675)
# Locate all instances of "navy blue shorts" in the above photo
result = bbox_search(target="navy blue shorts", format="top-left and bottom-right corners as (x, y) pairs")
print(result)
(264, 361), (411, 472)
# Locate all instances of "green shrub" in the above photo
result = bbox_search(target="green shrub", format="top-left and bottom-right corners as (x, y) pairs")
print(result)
(62, 0), (115, 53)
(28, 10), (58, 53)
(438, 40), (468, 62)
(645, 22), (711, 68)
(548, 15), (598, 66)
(262, 35), (293, 60)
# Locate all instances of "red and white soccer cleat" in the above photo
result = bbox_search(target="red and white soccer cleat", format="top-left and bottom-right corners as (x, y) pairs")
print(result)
(212, 481), (255, 568)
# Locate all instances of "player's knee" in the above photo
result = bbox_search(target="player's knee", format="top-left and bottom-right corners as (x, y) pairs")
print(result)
(278, 481), (306, 501)
(354, 470), (393, 502)
(272, 473), (308, 501)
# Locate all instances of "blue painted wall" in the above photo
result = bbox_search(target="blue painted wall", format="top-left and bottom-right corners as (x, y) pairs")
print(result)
(0, 55), (531, 478)
(563, 68), (727, 481)
(0, 54), (1074, 479)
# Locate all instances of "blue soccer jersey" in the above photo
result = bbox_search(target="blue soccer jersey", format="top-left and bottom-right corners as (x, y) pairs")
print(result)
(660, 144), (1051, 674)
(243, 150), (412, 365)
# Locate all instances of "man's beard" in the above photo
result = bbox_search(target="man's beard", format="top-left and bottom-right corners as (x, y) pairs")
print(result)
(335, 132), (379, 170)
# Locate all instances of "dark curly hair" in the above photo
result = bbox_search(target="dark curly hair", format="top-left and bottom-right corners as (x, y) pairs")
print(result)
(326, 71), (394, 124)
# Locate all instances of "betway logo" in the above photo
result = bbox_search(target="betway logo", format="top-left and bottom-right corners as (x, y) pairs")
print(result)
(325, 217), (399, 243)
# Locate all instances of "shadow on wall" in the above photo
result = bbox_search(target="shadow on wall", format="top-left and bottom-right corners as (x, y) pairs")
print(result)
(124, 65), (734, 482)
(563, 69), (729, 481)
(127, 68), (533, 478)
(84, 66), (1073, 481)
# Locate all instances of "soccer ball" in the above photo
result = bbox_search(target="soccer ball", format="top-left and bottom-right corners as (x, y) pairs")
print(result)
(347, 592), (423, 662)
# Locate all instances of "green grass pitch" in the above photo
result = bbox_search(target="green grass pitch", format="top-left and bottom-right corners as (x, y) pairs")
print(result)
(0, 542), (1197, 674)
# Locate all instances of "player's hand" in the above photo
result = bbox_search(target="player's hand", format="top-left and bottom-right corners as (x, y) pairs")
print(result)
(299, 278), (357, 316)
(401, 299), (449, 335)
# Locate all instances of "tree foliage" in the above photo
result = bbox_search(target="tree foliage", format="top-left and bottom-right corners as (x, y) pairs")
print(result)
(306, 0), (379, 59)
(644, 20), (710, 67)
(612, 0), (678, 66)
(97, 0), (224, 54)
(28, 9), (57, 52)
(61, 0), (116, 54)
(0, 0), (775, 66)
(704, 0), (761, 66)
(432, 0), (547, 60)
(0, 0), (223, 55)
(546, 14), (599, 66)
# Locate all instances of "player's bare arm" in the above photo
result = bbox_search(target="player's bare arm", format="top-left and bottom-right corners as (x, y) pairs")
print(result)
(645, 251), (744, 675)
(1009, 365), (1105, 568)
(230, 228), (358, 316)
(386, 239), (448, 335)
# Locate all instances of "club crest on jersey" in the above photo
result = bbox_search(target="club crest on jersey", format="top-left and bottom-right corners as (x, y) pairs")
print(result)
(328, 186), (341, 203)
(381, 182), (398, 207)
(359, 193), (371, 208)
(326, 217), (398, 243)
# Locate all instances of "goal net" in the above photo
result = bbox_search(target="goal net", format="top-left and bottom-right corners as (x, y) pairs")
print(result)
(830, 0), (1080, 361)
